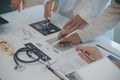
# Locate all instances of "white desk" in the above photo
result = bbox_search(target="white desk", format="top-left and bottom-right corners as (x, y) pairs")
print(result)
(0, 5), (120, 80)
(0, 5), (67, 80)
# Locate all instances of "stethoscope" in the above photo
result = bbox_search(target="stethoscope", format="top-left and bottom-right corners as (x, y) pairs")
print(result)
(13, 43), (70, 80)
(13, 43), (50, 72)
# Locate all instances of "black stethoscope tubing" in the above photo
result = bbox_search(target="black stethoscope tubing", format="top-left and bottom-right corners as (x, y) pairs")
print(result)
(14, 47), (42, 66)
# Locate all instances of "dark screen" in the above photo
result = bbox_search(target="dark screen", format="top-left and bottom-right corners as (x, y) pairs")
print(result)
(0, 16), (9, 25)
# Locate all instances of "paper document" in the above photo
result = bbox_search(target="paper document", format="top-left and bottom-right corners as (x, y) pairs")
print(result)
(74, 58), (120, 80)
(50, 49), (88, 74)
(46, 37), (73, 52)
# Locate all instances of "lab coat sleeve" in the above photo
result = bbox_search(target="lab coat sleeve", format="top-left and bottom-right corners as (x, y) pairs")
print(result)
(76, 0), (120, 43)
(73, 0), (110, 24)
(43, 0), (49, 5)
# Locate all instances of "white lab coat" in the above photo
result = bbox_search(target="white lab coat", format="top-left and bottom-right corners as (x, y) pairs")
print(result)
(44, 0), (110, 23)
(54, 0), (110, 23)
(77, 0), (120, 43)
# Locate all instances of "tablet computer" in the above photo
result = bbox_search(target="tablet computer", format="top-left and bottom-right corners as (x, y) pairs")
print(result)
(29, 20), (61, 36)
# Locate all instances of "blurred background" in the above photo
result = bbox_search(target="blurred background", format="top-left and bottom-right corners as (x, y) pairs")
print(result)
(26, 0), (43, 7)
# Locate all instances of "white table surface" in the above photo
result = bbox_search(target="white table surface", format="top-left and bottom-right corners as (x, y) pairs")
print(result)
(0, 5), (120, 80)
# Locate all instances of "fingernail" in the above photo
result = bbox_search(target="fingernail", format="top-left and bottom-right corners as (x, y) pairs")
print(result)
(77, 51), (82, 54)
(61, 44), (64, 47)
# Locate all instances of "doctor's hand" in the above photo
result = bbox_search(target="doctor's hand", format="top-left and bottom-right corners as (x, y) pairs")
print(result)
(63, 15), (87, 31)
(75, 46), (103, 63)
(57, 30), (81, 47)
(114, 62), (120, 69)
(10, 0), (26, 12)
(44, 0), (58, 20)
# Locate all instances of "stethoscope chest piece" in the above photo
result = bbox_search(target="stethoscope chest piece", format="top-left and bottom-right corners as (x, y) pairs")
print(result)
(14, 65), (25, 72)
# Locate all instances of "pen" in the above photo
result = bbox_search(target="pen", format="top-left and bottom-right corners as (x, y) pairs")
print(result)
(31, 56), (69, 80)
(46, 17), (50, 26)
(51, 1), (55, 11)
(46, 65), (70, 80)
(78, 50), (95, 62)
(51, 29), (79, 46)
(20, 0), (23, 12)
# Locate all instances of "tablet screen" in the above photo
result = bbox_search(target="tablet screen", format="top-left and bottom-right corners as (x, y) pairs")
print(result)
(29, 20), (61, 36)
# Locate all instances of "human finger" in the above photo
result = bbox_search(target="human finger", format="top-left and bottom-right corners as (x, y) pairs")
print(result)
(17, 2), (21, 12)
(60, 36), (71, 43)
(78, 51), (92, 63)
(75, 46), (103, 61)
(75, 46), (93, 53)
(66, 21), (77, 29)
(63, 20), (73, 29)
(57, 31), (67, 46)
(57, 31), (66, 41)
(22, 0), (26, 10)
(58, 42), (66, 47)
(68, 23), (80, 33)
(44, 1), (52, 20)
